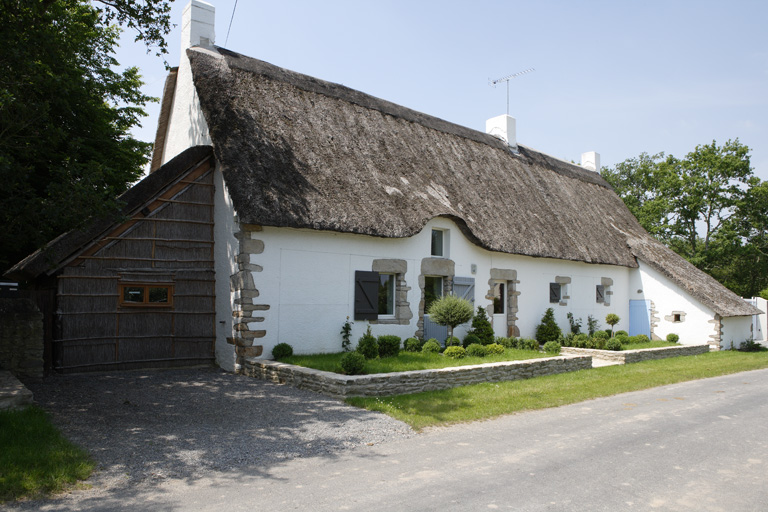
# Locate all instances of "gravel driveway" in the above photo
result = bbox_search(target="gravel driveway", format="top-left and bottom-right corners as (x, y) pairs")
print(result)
(24, 366), (413, 496)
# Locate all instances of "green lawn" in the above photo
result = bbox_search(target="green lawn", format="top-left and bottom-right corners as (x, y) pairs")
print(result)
(346, 351), (768, 431)
(282, 348), (550, 374)
(0, 406), (94, 502)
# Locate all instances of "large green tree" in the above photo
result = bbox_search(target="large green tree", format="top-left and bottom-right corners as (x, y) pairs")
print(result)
(602, 139), (767, 297)
(0, 0), (172, 273)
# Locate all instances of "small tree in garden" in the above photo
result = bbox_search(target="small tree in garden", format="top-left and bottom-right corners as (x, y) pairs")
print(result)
(535, 308), (562, 344)
(340, 316), (353, 351)
(469, 306), (495, 345)
(427, 294), (474, 341)
(587, 315), (600, 336)
(605, 313), (620, 336)
(567, 312), (582, 334)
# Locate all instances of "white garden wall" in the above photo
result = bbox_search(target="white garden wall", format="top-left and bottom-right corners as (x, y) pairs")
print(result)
(721, 316), (754, 350)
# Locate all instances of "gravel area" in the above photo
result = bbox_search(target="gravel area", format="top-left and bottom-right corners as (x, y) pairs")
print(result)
(22, 366), (414, 495)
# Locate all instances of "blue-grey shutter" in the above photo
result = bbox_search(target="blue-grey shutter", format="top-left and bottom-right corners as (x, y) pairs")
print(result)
(354, 271), (379, 320)
(549, 283), (561, 303)
(453, 277), (475, 304)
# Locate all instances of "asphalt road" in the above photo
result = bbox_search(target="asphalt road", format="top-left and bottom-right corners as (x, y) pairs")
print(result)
(17, 369), (768, 511)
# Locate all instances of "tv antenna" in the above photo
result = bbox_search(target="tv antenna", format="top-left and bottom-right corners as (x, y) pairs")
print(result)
(489, 68), (535, 115)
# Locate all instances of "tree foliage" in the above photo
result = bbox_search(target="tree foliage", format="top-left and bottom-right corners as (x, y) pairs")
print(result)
(602, 139), (768, 297)
(427, 294), (474, 340)
(0, 0), (172, 273)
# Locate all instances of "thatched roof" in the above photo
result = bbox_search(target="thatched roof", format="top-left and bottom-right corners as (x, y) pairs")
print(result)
(188, 46), (757, 318)
(5, 146), (214, 281)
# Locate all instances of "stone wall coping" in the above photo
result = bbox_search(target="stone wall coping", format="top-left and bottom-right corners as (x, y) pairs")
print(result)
(243, 354), (593, 397)
(561, 344), (710, 364)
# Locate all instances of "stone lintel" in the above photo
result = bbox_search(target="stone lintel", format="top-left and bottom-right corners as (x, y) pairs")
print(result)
(372, 258), (407, 274)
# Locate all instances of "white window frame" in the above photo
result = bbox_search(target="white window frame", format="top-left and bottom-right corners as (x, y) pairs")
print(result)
(431, 228), (449, 258)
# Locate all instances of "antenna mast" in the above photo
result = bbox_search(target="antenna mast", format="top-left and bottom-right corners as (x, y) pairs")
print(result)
(489, 68), (535, 115)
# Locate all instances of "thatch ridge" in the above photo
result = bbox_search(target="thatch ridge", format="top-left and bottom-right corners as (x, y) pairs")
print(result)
(5, 146), (214, 281)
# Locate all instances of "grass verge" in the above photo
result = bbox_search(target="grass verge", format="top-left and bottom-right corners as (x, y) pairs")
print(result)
(345, 351), (768, 431)
(283, 348), (549, 374)
(0, 406), (94, 502)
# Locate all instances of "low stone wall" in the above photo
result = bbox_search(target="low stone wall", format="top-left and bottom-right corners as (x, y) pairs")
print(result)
(242, 355), (593, 398)
(0, 299), (44, 379)
(561, 344), (709, 364)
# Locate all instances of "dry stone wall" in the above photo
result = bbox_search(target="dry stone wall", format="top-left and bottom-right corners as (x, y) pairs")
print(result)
(561, 344), (709, 364)
(242, 355), (592, 398)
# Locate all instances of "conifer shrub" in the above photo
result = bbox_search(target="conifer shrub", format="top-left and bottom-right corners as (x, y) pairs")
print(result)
(428, 295), (474, 340)
(466, 343), (487, 357)
(462, 333), (481, 348)
(486, 343), (505, 355)
(404, 337), (421, 352)
(356, 326), (379, 359)
(469, 306), (495, 345)
(340, 351), (366, 375)
(666, 333), (680, 343)
(272, 343), (293, 360)
(535, 308), (562, 344)
(543, 341), (561, 355)
(377, 335), (401, 358)
(421, 339), (441, 354)
(444, 346), (466, 359)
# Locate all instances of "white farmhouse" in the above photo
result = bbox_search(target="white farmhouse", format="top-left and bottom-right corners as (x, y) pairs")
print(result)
(7, 1), (759, 372)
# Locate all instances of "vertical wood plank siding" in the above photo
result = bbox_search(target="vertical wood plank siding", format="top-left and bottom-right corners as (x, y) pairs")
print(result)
(53, 159), (216, 371)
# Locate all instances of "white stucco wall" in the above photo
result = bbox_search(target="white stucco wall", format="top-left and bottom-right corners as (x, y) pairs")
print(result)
(630, 260), (716, 345)
(721, 316), (754, 350)
(242, 217), (631, 357)
(212, 167), (238, 370)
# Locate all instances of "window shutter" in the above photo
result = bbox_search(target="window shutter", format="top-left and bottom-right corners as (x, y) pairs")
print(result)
(549, 283), (561, 303)
(453, 277), (475, 304)
(596, 285), (605, 303)
(354, 271), (379, 320)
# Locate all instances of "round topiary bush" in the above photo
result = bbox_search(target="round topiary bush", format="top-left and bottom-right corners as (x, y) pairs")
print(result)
(615, 330), (628, 337)
(543, 341), (561, 354)
(466, 343), (487, 357)
(340, 351), (366, 375)
(377, 335), (401, 358)
(272, 343), (293, 360)
(421, 339), (441, 354)
(666, 333), (680, 343)
(616, 334), (630, 345)
(593, 330), (609, 341)
(445, 336), (461, 347)
(404, 337), (421, 352)
(606, 338), (622, 351)
(444, 346), (466, 359)
(462, 333), (481, 348)
(573, 333), (589, 348)
(356, 328), (379, 359)
(521, 338), (539, 351)
(486, 343), (505, 355)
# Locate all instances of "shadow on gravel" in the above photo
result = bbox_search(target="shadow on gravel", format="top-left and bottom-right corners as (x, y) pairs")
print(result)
(13, 367), (412, 510)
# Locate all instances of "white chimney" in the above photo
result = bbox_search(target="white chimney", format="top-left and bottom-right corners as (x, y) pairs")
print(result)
(181, 0), (215, 51)
(486, 114), (517, 150)
(581, 151), (601, 172)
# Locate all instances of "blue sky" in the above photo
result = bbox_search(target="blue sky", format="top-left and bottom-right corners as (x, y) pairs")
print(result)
(117, 0), (768, 179)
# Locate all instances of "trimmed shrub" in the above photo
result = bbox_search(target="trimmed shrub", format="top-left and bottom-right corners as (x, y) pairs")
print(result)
(444, 346), (466, 359)
(593, 330), (609, 341)
(585, 337), (596, 349)
(573, 333), (589, 348)
(521, 338), (539, 351)
(377, 335), (401, 358)
(404, 337), (421, 352)
(666, 333), (680, 343)
(594, 337), (607, 350)
(561, 332), (575, 347)
(497, 337), (515, 349)
(616, 334), (630, 345)
(421, 339), (441, 354)
(605, 313), (620, 336)
(535, 308), (562, 344)
(486, 343), (505, 355)
(340, 351), (366, 375)
(428, 295), (474, 340)
(466, 343), (487, 357)
(356, 327), (379, 359)
(272, 343), (293, 360)
(606, 338), (622, 351)
(445, 336), (461, 348)
(469, 306), (495, 345)
(615, 330), (628, 337)
(462, 333), (481, 348)
(543, 341), (561, 355)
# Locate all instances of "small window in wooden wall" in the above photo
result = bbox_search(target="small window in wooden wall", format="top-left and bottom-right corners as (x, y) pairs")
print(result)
(119, 283), (174, 307)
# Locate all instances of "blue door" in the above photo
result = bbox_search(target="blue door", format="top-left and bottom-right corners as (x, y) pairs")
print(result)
(629, 300), (651, 337)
